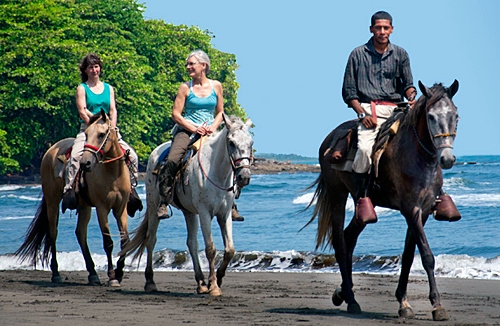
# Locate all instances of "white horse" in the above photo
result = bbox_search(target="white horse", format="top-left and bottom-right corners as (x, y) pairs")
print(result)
(121, 114), (253, 296)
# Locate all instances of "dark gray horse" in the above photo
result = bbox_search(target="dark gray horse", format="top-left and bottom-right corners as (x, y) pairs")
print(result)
(307, 80), (459, 321)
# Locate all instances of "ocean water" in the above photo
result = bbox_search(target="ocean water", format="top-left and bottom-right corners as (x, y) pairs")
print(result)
(1, 155), (499, 280)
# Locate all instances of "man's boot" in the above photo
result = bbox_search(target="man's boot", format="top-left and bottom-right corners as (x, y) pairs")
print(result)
(62, 188), (78, 213)
(231, 203), (244, 222)
(127, 187), (143, 217)
(433, 192), (461, 222)
(352, 172), (377, 224)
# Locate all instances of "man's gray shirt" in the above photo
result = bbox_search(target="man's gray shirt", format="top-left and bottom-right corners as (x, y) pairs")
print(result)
(342, 37), (414, 105)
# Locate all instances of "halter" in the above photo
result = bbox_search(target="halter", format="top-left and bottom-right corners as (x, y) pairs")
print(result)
(83, 122), (125, 164)
(197, 131), (253, 192)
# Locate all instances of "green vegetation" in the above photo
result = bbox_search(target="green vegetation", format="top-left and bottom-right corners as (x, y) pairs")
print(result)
(0, 0), (246, 175)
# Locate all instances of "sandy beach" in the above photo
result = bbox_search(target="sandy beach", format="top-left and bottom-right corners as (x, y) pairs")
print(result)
(1, 269), (499, 325)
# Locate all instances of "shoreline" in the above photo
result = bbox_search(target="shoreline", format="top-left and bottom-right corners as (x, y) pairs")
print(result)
(0, 157), (320, 185)
(0, 270), (499, 325)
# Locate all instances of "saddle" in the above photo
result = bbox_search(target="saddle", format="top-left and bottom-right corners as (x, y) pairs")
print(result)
(325, 107), (407, 175)
(57, 145), (136, 207)
(153, 135), (207, 209)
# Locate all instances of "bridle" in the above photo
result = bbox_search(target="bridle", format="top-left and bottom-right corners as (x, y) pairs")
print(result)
(83, 121), (125, 164)
(197, 132), (253, 192)
(412, 98), (458, 157)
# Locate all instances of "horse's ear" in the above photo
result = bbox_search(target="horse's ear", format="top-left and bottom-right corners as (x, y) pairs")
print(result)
(245, 118), (252, 128)
(418, 80), (431, 98)
(100, 109), (107, 122)
(447, 79), (459, 98)
(222, 113), (231, 128)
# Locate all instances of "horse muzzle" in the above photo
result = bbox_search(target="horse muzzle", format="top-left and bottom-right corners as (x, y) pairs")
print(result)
(438, 147), (456, 169)
(81, 160), (94, 172)
(236, 168), (251, 188)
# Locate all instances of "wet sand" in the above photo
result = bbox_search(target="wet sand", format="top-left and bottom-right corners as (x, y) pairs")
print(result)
(1, 269), (499, 325)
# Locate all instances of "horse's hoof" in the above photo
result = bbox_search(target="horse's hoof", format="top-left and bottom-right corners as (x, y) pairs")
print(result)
(210, 287), (222, 297)
(197, 285), (210, 294)
(432, 306), (449, 321)
(332, 288), (344, 306)
(108, 279), (121, 287)
(88, 275), (101, 286)
(347, 302), (362, 314)
(398, 307), (415, 319)
(51, 275), (63, 284)
(144, 281), (158, 293)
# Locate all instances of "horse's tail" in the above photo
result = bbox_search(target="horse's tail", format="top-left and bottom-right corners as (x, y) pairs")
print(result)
(119, 210), (150, 262)
(15, 196), (52, 267)
(302, 171), (337, 250)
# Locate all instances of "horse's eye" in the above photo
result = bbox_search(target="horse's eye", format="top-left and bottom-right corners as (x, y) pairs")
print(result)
(228, 141), (235, 149)
(98, 133), (106, 139)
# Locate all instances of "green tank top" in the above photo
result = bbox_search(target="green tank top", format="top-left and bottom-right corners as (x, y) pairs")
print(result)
(81, 82), (111, 115)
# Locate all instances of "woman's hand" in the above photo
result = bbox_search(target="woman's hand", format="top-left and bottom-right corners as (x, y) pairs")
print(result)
(195, 122), (209, 135)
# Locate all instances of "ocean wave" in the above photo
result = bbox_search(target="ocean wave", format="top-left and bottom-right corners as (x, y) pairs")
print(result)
(452, 193), (500, 207)
(2, 250), (498, 280)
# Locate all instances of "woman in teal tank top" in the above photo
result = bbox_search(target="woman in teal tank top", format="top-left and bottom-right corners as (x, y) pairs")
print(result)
(62, 53), (142, 216)
(157, 49), (228, 219)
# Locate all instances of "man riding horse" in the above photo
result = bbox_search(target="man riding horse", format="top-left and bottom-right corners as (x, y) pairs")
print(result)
(328, 10), (460, 224)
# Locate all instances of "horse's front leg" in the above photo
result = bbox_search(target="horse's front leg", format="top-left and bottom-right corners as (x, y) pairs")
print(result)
(215, 210), (235, 288)
(199, 212), (221, 296)
(405, 207), (449, 321)
(96, 206), (119, 287)
(184, 212), (209, 294)
(113, 207), (129, 284)
(75, 206), (100, 285)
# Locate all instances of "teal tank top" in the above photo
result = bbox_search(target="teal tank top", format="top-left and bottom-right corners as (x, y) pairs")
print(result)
(183, 80), (217, 126)
(81, 82), (111, 115)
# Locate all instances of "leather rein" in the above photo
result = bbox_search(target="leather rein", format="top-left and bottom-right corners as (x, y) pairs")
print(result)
(83, 123), (125, 164)
(197, 134), (253, 192)
(412, 100), (457, 157)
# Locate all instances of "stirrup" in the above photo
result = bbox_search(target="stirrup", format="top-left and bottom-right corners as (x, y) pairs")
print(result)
(157, 203), (171, 220)
(62, 188), (78, 213)
(355, 197), (377, 224)
(433, 194), (461, 222)
(127, 188), (143, 217)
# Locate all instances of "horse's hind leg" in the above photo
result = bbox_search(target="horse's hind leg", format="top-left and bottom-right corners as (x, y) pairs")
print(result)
(144, 209), (160, 292)
(184, 212), (209, 294)
(396, 228), (417, 319)
(75, 206), (100, 285)
(215, 210), (235, 288)
(45, 198), (63, 283)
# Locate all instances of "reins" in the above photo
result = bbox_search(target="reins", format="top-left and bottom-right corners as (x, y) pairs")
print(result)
(411, 97), (457, 156)
(83, 123), (125, 164)
(196, 132), (252, 192)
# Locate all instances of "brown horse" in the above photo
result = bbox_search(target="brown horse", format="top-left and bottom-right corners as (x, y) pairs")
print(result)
(16, 110), (131, 286)
(306, 80), (459, 321)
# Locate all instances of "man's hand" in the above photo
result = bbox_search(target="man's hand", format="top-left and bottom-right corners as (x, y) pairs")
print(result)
(361, 116), (377, 129)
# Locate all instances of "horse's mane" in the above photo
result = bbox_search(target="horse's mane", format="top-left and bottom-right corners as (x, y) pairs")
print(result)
(203, 115), (248, 147)
(402, 83), (448, 128)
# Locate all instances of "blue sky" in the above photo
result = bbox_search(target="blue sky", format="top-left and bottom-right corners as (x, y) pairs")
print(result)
(141, 0), (500, 158)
